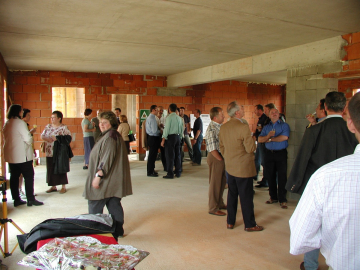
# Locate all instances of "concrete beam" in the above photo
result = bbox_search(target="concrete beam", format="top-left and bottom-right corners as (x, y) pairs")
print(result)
(168, 36), (345, 87)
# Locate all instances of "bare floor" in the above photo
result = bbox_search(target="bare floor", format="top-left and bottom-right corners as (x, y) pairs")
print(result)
(0, 157), (328, 269)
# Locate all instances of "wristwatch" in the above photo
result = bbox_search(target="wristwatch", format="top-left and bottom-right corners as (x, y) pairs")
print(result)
(268, 138), (272, 142)
(95, 173), (103, 178)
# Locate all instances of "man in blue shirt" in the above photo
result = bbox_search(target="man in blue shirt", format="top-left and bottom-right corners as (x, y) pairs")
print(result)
(259, 108), (290, 209)
(146, 105), (161, 177)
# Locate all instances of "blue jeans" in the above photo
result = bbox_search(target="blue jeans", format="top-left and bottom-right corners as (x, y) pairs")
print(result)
(192, 134), (203, 164)
(304, 249), (320, 270)
(255, 143), (265, 176)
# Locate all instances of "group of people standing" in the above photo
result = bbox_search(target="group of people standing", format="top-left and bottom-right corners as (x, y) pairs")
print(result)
(144, 104), (203, 179)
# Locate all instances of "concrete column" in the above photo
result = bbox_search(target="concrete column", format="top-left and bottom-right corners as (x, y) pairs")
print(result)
(286, 63), (340, 199)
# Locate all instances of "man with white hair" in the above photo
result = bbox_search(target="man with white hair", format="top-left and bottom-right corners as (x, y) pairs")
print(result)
(219, 101), (263, 232)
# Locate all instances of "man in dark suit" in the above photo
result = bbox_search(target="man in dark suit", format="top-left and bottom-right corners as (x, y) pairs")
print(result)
(286, 91), (358, 270)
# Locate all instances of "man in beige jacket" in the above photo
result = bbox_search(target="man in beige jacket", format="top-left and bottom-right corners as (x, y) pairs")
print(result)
(219, 101), (263, 232)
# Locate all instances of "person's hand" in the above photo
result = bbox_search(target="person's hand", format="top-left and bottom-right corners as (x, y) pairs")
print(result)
(92, 177), (101, 189)
(306, 114), (316, 124)
(51, 135), (56, 141)
(30, 127), (37, 134)
(268, 130), (275, 137)
(161, 140), (165, 147)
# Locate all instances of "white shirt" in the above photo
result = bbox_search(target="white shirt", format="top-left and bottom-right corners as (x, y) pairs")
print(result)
(3, 118), (33, 163)
(289, 144), (360, 270)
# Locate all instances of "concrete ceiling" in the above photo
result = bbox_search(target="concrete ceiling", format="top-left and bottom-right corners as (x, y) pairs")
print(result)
(0, 0), (359, 84)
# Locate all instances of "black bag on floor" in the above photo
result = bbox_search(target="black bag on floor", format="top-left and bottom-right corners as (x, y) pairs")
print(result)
(17, 214), (119, 254)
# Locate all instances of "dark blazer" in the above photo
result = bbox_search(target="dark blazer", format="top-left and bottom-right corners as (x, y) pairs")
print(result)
(53, 135), (73, 174)
(286, 117), (357, 195)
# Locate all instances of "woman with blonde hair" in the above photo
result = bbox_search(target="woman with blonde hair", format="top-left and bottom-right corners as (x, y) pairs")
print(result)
(117, 115), (131, 154)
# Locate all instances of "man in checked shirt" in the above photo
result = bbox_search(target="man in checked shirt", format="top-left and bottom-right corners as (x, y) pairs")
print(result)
(205, 107), (227, 216)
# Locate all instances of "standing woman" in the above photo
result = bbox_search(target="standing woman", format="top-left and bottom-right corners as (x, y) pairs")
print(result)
(84, 111), (132, 238)
(117, 115), (131, 154)
(82, 108), (95, 169)
(3, 104), (43, 207)
(41, 111), (71, 194)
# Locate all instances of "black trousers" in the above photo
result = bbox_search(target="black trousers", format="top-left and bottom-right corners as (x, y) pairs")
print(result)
(9, 161), (35, 201)
(226, 172), (256, 228)
(165, 134), (181, 177)
(160, 144), (166, 171)
(88, 197), (124, 237)
(263, 148), (288, 203)
(147, 135), (161, 175)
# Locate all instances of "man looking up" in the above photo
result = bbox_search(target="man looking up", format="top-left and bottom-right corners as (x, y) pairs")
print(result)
(179, 107), (193, 161)
(161, 104), (183, 179)
(205, 107), (227, 216)
(289, 92), (360, 270)
(145, 105), (161, 177)
(259, 108), (290, 209)
(192, 109), (203, 166)
(219, 101), (263, 231)
(305, 98), (327, 128)
(286, 91), (357, 270)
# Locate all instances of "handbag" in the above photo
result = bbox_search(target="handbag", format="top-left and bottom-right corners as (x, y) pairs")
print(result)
(128, 132), (135, 142)
(40, 142), (46, 153)
(128, 123), (135, 142)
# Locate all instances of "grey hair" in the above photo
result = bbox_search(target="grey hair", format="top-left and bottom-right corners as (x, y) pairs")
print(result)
(227, 101), (240, 117)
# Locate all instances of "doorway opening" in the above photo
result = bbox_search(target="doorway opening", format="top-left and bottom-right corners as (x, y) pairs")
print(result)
(111, 94), (137, 154)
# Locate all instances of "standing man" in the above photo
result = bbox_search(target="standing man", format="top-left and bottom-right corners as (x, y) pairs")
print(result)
(114, 108), (121, 124)
(286, 91), (357, 270)
(219, 101), (263, 231)
(179, 107), (193, 161)
(145, 105), (161, 177)
(259, 108), (290, 209)
(289, 92), (360, 270)
(91, 109), (102, 141)
(205, 107), (227, 216)
(192, 109), (203, 166)
(161, 104), (183, 179)
(253, 104), (268, 185)
(305, 98), (327, 128)
(156, 106), (166, 171)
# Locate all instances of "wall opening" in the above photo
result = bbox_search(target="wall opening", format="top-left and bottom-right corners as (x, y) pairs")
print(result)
(52, 87), (85, 118)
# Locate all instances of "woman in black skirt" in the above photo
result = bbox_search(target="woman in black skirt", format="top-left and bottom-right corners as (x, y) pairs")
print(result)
(41, 111), (71, 194)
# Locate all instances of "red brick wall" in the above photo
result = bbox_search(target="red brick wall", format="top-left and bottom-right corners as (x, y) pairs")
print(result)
(7, 69), (285, 157)
(8, 71), (171, 156)
(191, 80), (285, 133)
(323, 32), (360, 99)
(0, 53), (8, 174)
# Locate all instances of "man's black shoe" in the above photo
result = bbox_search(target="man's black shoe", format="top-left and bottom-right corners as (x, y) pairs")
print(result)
(255, 183), (268, 188)
(176, 174), (181, 178)
(14, 200), (26, 207)
(163, 175), (174, 179)
(27, 199), (44, 206)
(147, 172), (158, 177)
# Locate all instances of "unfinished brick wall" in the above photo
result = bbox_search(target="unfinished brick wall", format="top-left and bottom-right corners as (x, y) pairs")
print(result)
(191, 81), (285, 133)
(7, 70), (285, 158)
(8, 71), (172, 157)
(324, 32), (360, 99)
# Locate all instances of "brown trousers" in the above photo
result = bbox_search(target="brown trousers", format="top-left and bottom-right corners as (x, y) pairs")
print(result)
(207, 153), (226, 213)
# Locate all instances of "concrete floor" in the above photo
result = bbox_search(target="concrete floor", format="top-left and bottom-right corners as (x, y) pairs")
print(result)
(0, 157), (328, 270)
